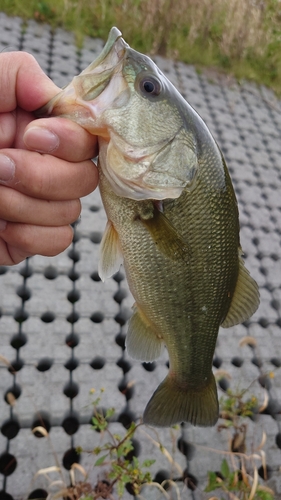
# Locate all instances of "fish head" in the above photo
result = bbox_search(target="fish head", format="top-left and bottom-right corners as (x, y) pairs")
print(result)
(37, 27), (198, 200)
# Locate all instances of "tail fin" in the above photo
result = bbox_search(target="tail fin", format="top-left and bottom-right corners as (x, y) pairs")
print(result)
(143, 373), (219, 427)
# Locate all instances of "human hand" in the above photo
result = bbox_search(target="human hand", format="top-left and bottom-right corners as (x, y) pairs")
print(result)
(0, 52), (98, 265)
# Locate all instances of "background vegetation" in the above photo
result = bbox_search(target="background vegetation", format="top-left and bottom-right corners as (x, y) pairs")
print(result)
(0, 0), (281, 94)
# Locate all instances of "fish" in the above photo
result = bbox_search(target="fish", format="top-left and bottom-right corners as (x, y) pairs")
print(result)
(37, 27), (259, 427)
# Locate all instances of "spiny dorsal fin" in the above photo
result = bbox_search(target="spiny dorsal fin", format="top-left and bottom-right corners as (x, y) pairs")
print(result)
(126, 304), (164, 362)
(98, 220), (123, 281)
(221, 249), (259, 328)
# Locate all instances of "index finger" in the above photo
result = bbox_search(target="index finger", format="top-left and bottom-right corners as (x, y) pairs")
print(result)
(0, 51), (60, 112)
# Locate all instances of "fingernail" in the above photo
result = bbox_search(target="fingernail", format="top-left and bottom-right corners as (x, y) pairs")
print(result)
(0, 154), (15, 182)
(0, 219), (7, 231)
(24, 127), (59, 153)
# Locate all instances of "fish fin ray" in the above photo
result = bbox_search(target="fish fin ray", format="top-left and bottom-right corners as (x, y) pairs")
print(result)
(126, 304), (164, 362)
(98, 220), (123, 281)
(141, 208), (189, 262)
(143, 373), (218, 427)
(221, 249), (259, 328)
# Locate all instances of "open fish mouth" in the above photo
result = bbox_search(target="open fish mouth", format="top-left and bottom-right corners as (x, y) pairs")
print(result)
(36, 27), (129, 131)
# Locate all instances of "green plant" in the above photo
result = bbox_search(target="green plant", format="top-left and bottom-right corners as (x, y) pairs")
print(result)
(205, 384), (275, 500)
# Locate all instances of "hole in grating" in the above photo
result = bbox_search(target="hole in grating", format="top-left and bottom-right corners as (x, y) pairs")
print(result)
(68, 269), (80, 282)
(68, 249), (80, 262)
(118, 410), (136, 429)
(32, 414), (51, 437)
(28, 489), (48, 499)
(125, 438), (140, 461)
(114, 311), (129, 326)
(14, 308), (29, 323)
(0, 266), (7, 275)
(154, 469), (170, 487)
(114, 289), (128, 304)
(276, 432), (281, 449)
(89, 205), (100, 212)
(63, 448), (80, 470)
(4, 385), (21, 405)
(44, 265), (58, 279)
(115, 332), (126, 349)
(91, 271), (101, 282)
(90, 231), (102, 244)
(261, 398), (281, 418)
(183, 470), (198, 491)
(0, 492), (14, 500)
(90, 311), (104, 323)
(37, 357), (53, 372)
(19, 265), (33, 278)
(10, 333), (27, 350)
(65, 333), (80, 348)
(258, 317), (269, 328)
(118, 378), (134, 400)
(0, 453), (17, 476)
(1, 419), (20, 440)
(113, 270), (125, 283)
(67, 289), (80, 303)
(177, 438), (195, 460)
(90, 356), (106, 369)
(251, 357), (262, 368)
(62, 414), (80, 435)
(67, 311), (80, 324)
(117, 358), (132, 374)
(63, 381), (79, 399)
(213, 356), (222, 368)
(231, 356), (244, 367)
(271, 299), (280, 311)
(41, 311), (55, 323)
(8, 358), (24, 373)
(72, 230), (80, 243)
(64, 357), (79, 371)
(218, 378), (230, 391)
(258, 374), (272, 390)
(258, 465), (273, 480)
(142, 361), (156, 372)
(16, 285), (31, 301)
(271, 357), (281, 367)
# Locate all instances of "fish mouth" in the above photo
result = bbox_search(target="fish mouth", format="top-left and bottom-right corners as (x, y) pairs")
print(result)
(36, 27), (129, 133)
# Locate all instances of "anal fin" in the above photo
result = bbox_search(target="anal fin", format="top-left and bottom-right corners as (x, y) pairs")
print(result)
(126, 304), (164, 362)
(221, 249), (260, 328)
(98, 220), (123, 281)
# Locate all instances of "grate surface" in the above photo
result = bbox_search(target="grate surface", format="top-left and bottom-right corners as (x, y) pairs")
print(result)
(0, 11), (281, 499)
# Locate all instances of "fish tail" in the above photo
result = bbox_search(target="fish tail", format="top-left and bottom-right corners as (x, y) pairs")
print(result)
(143, 373), (219, 427)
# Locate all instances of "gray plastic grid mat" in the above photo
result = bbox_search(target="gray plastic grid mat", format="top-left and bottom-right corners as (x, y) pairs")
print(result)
(0, 11), (281, 499)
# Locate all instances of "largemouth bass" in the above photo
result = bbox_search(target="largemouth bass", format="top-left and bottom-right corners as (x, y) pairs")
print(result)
(37, 28), (259, 427)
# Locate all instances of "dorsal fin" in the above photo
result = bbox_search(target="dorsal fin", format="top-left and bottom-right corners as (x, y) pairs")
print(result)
(221, 249), (259, 328)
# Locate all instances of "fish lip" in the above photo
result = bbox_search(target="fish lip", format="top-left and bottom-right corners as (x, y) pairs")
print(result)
(36, 27), (128, 120)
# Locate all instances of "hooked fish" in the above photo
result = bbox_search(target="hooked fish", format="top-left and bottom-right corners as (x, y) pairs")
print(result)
(37, 27), (259, 427)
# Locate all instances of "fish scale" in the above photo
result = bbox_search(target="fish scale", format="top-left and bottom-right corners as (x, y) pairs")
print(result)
(37, 27), (259, 427)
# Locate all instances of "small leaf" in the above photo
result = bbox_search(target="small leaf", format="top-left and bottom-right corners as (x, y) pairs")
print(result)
(95, 454), (108, 466)
(221, 459), (230, 478)
(142, 459), (156, 467)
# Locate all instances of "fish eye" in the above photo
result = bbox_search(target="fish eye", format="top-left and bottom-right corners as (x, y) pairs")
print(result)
(139, 76), (162, 96)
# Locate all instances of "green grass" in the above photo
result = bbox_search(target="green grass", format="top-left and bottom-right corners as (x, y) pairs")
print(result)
(1, 0), (281, 95)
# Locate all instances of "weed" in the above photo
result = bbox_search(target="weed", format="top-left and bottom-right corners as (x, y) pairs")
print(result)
(0, 0), (281, 94)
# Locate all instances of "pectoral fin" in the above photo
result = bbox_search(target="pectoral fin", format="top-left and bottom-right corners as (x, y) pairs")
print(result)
(140, 208), (189, 262)
(126, 304), (164, 362)
(221, 249), (260, 328)
(98, 220), (123, 281)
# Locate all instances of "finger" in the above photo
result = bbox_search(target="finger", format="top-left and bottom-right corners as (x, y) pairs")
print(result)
(0, 52), (60, 112)
(0, 150), (98, 200)
(0, 185), (81, 226)
(0, 222), (74, 265)
(23, 117), (98, 161)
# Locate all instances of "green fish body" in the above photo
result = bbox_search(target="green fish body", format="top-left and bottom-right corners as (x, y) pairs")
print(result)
(37, 27), (259, 427)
